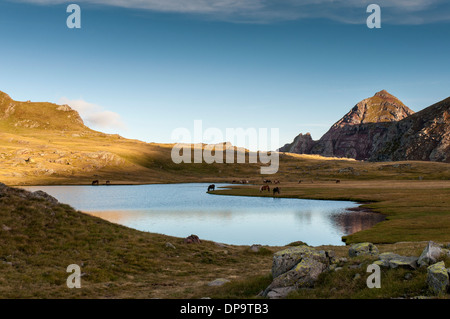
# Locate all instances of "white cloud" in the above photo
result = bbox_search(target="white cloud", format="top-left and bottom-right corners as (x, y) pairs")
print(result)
(15, 0), (450, 24)
(58, 97), (126, 130)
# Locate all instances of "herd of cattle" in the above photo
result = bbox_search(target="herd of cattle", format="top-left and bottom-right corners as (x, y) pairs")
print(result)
(207, 178), (342, 196)
(90, 179), (341, 196)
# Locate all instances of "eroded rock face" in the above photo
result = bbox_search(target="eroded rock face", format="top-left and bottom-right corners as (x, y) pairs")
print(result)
(279, 133), (314, 154)
(427, 261), (449, 295)
(279, 90), (450, 163)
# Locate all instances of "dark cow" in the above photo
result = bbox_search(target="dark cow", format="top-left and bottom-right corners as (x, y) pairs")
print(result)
(106, 180), (111, 185)
(260, 185), (270, 192)
(207, 184), (215, 192)
(273, 187), (280, 195)
(92, 180), (99, 186)
(336, 180), (341, 184)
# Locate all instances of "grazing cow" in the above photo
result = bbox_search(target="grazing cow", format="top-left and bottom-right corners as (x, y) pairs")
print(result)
(207, 184), (215, 192)
(336, 180), (341, 184)
(260, 185), (270, 192)
(106, 180), (111, 185)
(298, 180), (302, 184)
(263, 179), (271, 184)
(92, 180), (99, 186)
(273, 180), (280, 184)
(273, 187), (280, 195)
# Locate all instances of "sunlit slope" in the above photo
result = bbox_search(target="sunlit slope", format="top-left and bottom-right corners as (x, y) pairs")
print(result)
(1, 90), (449, 185)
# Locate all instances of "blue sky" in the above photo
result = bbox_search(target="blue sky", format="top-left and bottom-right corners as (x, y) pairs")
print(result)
(1, 0), (449, 149)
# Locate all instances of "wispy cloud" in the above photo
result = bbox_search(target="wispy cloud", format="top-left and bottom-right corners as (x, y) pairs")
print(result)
(15, 0), (450, 24)
(58, 97), (126, 130)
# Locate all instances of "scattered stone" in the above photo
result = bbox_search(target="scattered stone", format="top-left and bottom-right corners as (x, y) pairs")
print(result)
(184, 234), (201, 244)
(165, 242), (176, 250)
(266, 287), (296, 299)
(250, 244), (262, 252)
(418, 241), (444, 267)
(207, 278), (230, 287)
(214, 242), (228, 248)
(427, 261), (449, 295)
(375, 252), (418, 270)
(353, 273), (361, 280)
(334, 267), (343, 272)
(349, 242), (379, 257)
(404, 273), (413, 280)
(2, 224), (12, 231)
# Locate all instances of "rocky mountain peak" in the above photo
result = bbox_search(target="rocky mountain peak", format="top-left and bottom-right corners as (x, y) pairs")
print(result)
(332, 90), (414, 128)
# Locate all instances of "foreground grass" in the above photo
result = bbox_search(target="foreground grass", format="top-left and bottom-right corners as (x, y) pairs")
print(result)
(0, 185), (280, 298)
(1, 182), (449, 299)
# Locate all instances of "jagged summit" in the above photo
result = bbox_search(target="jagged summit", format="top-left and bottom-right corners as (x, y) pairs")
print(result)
(279, 90), (449, 162)
(332, 90), (414, 128)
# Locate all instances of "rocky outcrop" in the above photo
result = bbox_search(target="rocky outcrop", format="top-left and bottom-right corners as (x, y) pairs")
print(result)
(279, 90), (450, 163)
(279, 133), (314, 154)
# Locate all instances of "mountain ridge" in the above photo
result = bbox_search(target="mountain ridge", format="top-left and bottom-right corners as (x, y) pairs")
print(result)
(280, 91), (450, 162)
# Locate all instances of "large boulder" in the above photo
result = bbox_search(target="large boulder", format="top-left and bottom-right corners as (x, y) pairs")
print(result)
(374, 252), (418, 270)
(349, 242), (379, 257)
(418, 241), (444, 267)
(271, 245), (329, 278)
(265, 258), (327, 293)
(427, 261), (449, 295)
(264, 245), (334, 298)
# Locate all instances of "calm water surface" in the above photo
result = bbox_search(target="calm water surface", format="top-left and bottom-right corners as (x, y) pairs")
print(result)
(23, 183), (384, 246)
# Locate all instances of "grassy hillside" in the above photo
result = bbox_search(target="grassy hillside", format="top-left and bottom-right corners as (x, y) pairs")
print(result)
(1, 183), (448, 299)
(1, 90), (450, 186)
